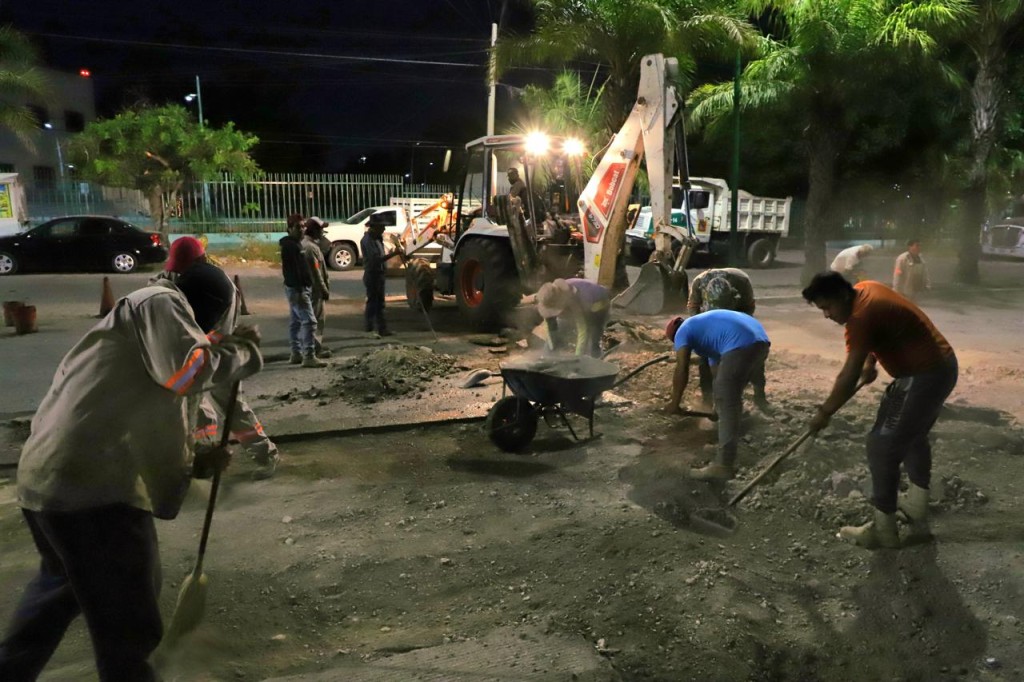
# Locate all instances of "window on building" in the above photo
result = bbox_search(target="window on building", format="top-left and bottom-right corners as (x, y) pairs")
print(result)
(0, 163), (14, 173)
(28, 105), (50, 128)
(33, 166), (56, 187)
(64, 110), (85, 133)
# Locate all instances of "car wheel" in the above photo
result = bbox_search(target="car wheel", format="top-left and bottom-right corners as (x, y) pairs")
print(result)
(111, 252), (138, 274)
(0, 251), (18, 276)
(328, 243), (357, 271)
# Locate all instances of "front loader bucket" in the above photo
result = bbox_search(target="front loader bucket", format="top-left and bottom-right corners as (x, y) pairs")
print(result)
(613, 262), (669, 315)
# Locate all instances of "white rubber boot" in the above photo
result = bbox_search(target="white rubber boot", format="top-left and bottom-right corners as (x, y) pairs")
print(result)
(838, 508), (901, 549)
(899, 483), (933, 544)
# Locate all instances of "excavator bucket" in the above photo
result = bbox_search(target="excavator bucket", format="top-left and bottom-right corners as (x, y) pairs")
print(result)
(612, 261), (689, 315)
(612, 262), (669, 315)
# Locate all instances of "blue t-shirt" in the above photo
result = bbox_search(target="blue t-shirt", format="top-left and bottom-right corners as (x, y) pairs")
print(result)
(566, 278), (610, 311)
(673, 309), (769, 364)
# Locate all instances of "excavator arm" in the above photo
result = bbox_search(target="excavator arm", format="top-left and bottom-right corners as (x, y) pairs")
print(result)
(577, 53), (697, 313)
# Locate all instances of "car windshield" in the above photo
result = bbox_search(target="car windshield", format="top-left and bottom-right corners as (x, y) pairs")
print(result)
(342, 208), (376, 224)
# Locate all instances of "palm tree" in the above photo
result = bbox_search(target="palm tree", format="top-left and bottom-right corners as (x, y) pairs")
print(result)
(688, 0), (970, 281)
(952, 1), (1024, 283)
(0, 26), (51, 143)
(496, 0), (756, 133)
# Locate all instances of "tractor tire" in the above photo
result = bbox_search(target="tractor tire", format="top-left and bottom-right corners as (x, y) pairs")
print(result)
(328, 243), (357, 271)
(746, 238), (776, 269)
(405, 258), (435, 312)
(455, 238), (521, 331)
(486, 396), (538, 453)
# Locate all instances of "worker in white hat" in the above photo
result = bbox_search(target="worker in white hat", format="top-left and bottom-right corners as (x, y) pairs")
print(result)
(535, 278), (611, 357)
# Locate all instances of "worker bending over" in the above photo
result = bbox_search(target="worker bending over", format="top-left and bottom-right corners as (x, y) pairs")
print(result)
(0, 264), (262, 680)
(803, 272), (957, 549)
(686, 268), (769, 413)
(536, 278), (611, 357)
(665, 310), (771, 481)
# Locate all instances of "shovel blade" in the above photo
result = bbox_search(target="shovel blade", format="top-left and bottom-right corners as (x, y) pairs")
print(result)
(163, 570), (208, 646)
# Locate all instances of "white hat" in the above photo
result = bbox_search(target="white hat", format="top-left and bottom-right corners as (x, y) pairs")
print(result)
(536, 279), (573, 319)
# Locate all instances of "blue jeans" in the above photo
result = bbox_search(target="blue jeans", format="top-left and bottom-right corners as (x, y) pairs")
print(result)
(285, 285), (316, 354)
(0, 506), (162, 681)
(866, 354), (958, 513)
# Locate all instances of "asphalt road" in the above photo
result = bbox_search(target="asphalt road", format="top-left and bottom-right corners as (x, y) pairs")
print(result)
(1, 248), (1021, 419)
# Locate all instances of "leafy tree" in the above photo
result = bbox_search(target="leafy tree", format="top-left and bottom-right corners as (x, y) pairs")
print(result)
(520, 70), (607, 146)
(66, 105), (260, 236)
(0, 26), (51, 143)
(688, 0), (970, 282)
(497, 0), (756, 132)
(948, 0), (1024, 283)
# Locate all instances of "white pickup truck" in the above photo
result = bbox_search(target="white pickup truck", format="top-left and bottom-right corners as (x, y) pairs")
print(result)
(321, 198), (442, 271)
(625, 177), (792, 268)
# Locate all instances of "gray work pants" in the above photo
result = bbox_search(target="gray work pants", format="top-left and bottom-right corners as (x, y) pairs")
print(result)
(713, 342), (770, 467)
(866, 354), (958, 513)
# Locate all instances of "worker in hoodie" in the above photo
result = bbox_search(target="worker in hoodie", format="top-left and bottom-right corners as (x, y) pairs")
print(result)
(0, 263), (263, 681)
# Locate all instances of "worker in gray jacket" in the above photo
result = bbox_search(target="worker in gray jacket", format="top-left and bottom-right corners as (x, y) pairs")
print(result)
(0, 266), (262, 681)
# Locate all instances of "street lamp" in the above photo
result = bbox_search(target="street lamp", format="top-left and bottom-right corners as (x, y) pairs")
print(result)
(42, 122), (65, 180)
(183, 75), (204, 129)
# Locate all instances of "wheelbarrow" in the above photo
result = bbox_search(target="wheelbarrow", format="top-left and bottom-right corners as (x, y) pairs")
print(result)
(485, 354), (676, 453)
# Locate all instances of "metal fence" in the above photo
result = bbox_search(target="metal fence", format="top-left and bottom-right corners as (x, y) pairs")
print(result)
(25, 174), (453, 233)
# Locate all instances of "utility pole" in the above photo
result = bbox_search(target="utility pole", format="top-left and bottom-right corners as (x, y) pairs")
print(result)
(487, 22), (497, 136)
(195, 75), (204, 129)
(729, 50), (742, 266)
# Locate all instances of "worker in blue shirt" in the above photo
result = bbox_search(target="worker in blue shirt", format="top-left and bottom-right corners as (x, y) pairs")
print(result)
(664, 309), (771, 481)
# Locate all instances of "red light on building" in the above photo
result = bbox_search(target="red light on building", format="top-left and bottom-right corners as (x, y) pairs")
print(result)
(79, 68), (91, 78)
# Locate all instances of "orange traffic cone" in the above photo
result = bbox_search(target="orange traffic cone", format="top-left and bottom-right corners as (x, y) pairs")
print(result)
(98, 277), (115, 318)
(234, 275), (251, 316)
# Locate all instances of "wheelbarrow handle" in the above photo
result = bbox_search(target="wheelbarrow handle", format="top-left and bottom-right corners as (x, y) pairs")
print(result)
(611, 354), (672, 390)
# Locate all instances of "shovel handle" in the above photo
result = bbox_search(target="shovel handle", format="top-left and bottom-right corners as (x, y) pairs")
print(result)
(727, 379), (869, 508)
(727, 429), (813, 507)
(194, 380), (240, 576)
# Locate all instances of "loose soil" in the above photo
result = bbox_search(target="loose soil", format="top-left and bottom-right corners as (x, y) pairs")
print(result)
(2, 291), (1024, 681)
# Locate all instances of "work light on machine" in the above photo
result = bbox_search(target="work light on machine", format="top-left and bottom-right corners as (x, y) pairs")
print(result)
(524, 132), (550, 157)
(563, 137), (585, 157)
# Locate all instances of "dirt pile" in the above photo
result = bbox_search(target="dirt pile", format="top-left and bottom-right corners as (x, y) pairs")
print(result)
(331, 345), (457, 404)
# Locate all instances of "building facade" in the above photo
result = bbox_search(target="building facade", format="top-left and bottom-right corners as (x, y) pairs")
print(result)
(0, 67), (96, 189)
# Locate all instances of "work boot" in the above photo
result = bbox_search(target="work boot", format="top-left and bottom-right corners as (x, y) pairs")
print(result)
(379, 329), (394, 337)
(289, 351), (303, 365)
(301, 353), (327, 368)
(315, 348), (333, 359)
(252, 453), (280, 481)
(838, 508), (901, 549)
(753, 391), (774, 415)
(899, 483), (933, 544)
(688, 462), (736, 481)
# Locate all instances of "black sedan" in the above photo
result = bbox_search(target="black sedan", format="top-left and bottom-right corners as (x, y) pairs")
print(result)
(0, 215), (168, 275)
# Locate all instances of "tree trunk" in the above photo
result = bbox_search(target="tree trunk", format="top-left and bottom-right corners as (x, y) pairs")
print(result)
(800, 123), (841, 285)
(957, 51), (1002, 284)
(147, 186), (168, 242)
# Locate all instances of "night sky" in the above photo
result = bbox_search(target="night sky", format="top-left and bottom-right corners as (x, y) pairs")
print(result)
(1, 0), (542, 176)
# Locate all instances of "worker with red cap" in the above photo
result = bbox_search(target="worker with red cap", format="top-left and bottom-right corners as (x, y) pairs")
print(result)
(158, 237), (281, 480)
(664, 309), (771, 481)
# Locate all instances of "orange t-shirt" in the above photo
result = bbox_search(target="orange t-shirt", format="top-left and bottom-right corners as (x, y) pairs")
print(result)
(845, 281), (953, 377)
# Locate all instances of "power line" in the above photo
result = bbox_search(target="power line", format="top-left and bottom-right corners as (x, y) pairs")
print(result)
(30, 32), (483, 68)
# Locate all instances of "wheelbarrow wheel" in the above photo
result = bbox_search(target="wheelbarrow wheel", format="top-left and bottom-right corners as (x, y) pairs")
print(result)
(486, 396), (538, 453)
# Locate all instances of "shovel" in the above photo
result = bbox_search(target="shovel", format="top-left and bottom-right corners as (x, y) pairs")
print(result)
(162, 380), (240, 647)
(727, 379), (870, 508)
